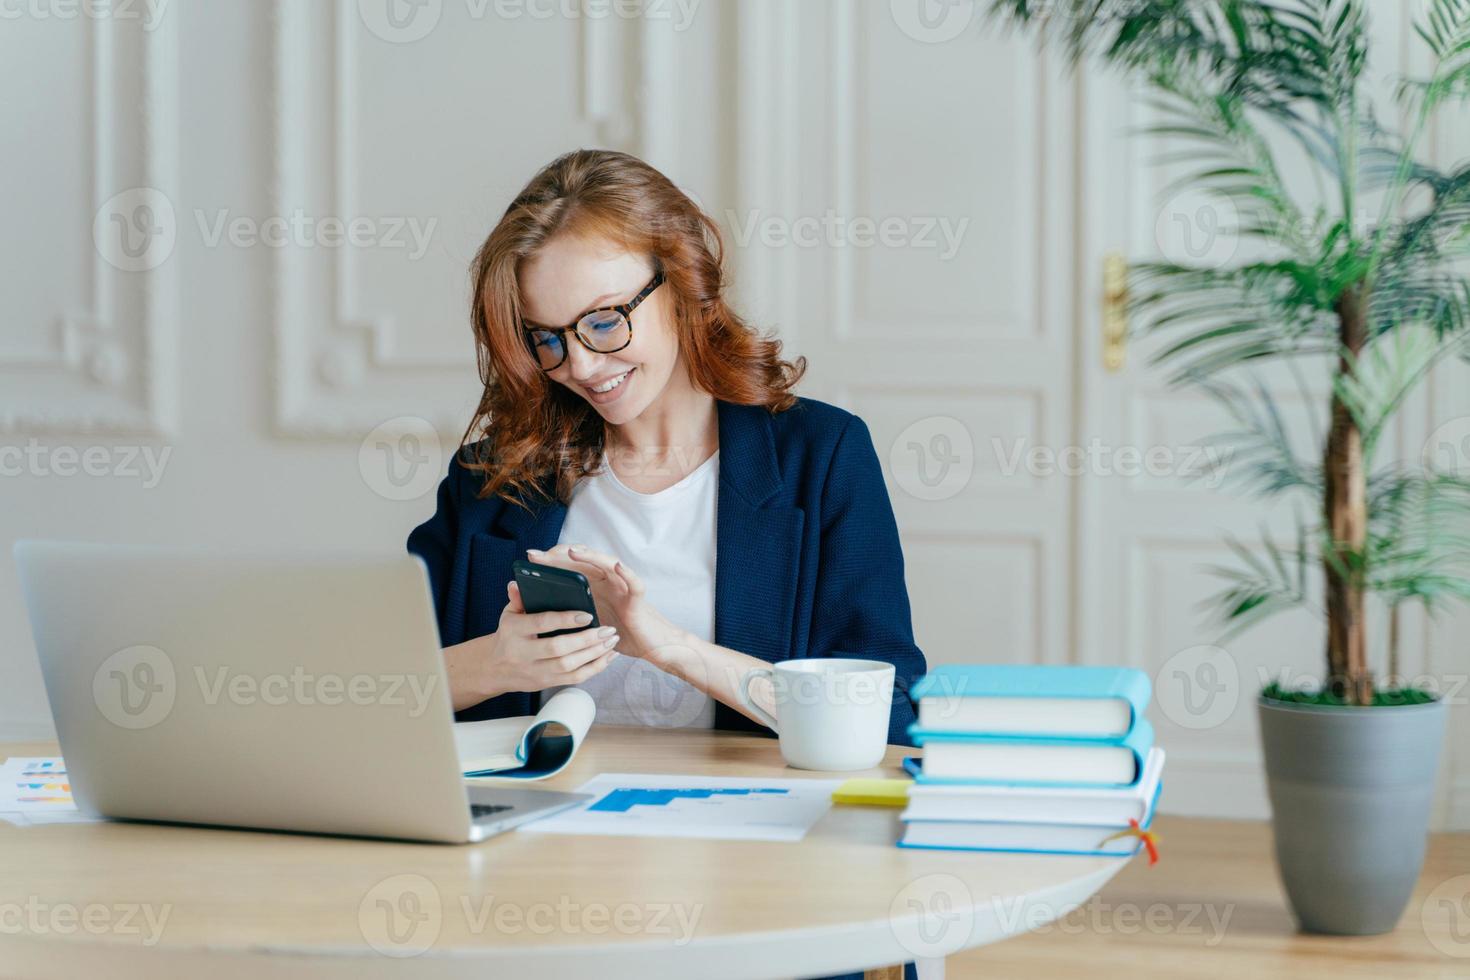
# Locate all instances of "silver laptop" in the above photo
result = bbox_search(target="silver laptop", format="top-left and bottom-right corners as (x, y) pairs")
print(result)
(13, 540), (590, 843)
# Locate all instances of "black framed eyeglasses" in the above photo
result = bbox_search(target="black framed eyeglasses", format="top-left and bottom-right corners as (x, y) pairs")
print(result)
(520, 270), (665, 371)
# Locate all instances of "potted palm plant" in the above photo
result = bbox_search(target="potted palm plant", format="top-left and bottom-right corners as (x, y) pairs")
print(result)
(989, 0), (1470, 934)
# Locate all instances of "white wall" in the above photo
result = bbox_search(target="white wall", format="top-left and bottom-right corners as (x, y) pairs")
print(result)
(3, 0), (1467, 829)
(1, 0), (740, 735)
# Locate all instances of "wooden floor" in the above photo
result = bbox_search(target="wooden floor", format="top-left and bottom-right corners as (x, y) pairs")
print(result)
(946, 816), (1470, 979)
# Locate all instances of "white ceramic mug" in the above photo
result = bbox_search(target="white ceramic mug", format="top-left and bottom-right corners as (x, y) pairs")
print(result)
(738, 658), (897, 771)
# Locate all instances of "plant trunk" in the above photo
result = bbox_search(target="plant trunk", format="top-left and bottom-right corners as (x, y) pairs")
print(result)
(1387, 603), (1400, 687)
(1324, 283), (1373, 705)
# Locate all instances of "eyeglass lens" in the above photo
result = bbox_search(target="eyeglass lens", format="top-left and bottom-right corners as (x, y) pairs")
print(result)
(528, 310), (630, 370)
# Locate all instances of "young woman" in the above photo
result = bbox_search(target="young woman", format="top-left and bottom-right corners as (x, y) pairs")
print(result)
(407, 148), (927, 746)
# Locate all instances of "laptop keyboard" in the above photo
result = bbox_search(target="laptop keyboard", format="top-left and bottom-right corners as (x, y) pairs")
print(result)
(470, 803), (515, 819)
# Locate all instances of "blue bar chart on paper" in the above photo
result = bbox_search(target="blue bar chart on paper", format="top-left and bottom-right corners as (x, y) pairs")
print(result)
(519, 774), (844, 842)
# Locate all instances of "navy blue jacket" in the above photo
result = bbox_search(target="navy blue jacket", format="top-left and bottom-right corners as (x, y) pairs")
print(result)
(407, 396), (927, 746)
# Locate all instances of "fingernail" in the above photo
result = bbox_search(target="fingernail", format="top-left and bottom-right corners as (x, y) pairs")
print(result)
(597, 626), (616, 637)
(574, 612), (593, 625)
(528, 548), (543, 555)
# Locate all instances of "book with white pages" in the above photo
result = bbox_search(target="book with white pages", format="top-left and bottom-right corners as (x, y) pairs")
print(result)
(909, 717), (1152, 788)
(454, 688), (595, 779)
(897, 785), (1161, 856)
(917, 695), (1134, 738)
(908, 664), (1152, 740)
(901, 748), (1165, 826)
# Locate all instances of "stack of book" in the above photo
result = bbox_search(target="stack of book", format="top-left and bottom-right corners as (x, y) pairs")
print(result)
(899, 664), (1164, 858)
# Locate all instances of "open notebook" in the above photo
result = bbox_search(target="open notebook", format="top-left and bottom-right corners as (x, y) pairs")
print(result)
(453, 688), (595, 779)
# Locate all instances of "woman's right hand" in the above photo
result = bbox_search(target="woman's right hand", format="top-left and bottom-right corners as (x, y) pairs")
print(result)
(492, 577), (622, 693)
(445, 581), (620, 710)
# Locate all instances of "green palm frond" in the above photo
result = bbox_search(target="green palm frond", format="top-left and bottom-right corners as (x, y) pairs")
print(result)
(1376, 164), (1470, 277)
(1195, 377), (1322, 496)
(1336, 324), (1470, 462)
(1369, 269), (1470, 344)
(1200, 520), (1317, 637)
(1418, 0), (1470, 58)
(1130, 260), (1339, 379)
(991, 0), (1470, 680)
(1402, 0), (1470, 111)
(1140, 79), (1309, 252)
(1366, 470), (1470, 609)
(990, 0), (1358, 114)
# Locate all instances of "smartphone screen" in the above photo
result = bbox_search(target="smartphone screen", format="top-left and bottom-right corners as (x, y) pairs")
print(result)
(513, 560), (600, 638)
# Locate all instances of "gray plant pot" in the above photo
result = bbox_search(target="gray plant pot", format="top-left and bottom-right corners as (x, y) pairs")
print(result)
(1257, 695), (1446, 935)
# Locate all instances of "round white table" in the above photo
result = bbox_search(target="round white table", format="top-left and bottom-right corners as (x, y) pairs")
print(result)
(0, 727), (1126, 978)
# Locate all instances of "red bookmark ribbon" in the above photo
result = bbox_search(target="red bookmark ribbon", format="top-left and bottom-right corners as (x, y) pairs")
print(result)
(1098, 819), (1159, 865)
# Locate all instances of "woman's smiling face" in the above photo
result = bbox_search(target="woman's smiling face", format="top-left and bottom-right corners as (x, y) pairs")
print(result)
(519, 233), (679, 426)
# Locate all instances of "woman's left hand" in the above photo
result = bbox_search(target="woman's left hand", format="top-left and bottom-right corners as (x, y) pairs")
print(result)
(526, 544), (689, 666)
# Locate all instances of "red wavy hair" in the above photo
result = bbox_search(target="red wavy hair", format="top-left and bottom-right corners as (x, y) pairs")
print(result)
(462, 148), (806, 508)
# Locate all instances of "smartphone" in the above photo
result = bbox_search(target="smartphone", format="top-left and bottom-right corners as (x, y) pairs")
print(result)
(511, 559), (601, 638)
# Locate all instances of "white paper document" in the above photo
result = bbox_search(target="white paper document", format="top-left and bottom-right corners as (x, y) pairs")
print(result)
(517, 773), (842, 842)
(0, 757), (100, 826)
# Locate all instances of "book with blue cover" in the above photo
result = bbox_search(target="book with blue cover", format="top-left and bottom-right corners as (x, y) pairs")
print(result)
(901, 748), (1165, 825)
(904, 717), (1155, 788)
(908, 664), (1152, 740)
(897, 778), (1163, 856)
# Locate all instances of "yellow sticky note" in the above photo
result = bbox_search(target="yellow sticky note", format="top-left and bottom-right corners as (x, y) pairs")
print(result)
(831, 778), (911, 807)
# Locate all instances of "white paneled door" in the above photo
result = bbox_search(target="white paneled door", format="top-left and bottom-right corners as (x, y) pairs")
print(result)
(732, 1), (1080, 676)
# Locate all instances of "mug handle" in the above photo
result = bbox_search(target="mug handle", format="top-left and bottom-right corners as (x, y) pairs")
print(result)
(739, 668), (780, 733)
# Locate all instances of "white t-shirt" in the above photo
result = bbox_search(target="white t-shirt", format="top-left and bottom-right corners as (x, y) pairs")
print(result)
(537, 448), (719, 728)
